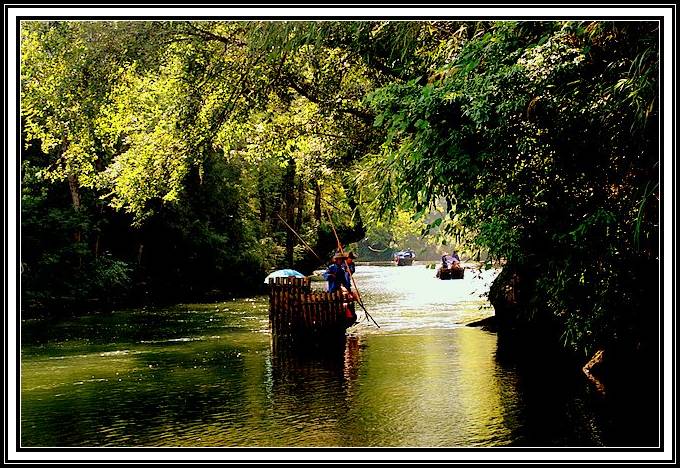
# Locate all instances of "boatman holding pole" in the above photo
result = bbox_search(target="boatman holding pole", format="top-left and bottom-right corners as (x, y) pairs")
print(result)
(324, 253), (352, 294)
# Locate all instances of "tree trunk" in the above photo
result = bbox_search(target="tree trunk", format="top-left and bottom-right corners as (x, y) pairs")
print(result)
(284, 156), (296, 265)
(582, 349), (607, 395)
(340, 176), (365, 238)
(60, 134), (86, 268)
(65, 170), (84, 269)
(258, 167), (267, 224)
(296, 176), (304, 231)
(67, 172), (81, 211)
(66, 170), (83, 256)
(137, 243), (144, 265)
(62, 135), (81, 213)
(314, 180), (322, 222)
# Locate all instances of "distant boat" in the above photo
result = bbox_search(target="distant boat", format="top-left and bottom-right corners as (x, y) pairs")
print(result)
(394, 249), (416, 266)
(436, 264), (465, 280)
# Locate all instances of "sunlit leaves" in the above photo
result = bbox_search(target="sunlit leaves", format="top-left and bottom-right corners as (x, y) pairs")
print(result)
(21, 21), (167, 191)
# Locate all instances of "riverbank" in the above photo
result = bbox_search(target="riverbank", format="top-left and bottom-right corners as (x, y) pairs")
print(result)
(465, 315), (497, 331)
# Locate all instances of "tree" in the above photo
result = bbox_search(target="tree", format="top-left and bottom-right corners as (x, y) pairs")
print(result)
(362, 21), (659, 358)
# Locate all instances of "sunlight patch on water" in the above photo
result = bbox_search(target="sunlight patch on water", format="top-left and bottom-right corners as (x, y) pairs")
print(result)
(140, 337), (207, 344)
(344, 264), (498, 333)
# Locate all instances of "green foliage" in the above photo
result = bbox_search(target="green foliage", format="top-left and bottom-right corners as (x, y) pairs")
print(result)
(20, 19), (660, 362)
(20, 20), (372, 311)
(21, 22), (168, 191)
(362, 21), (659, 355)
(21, 160), (133, 312)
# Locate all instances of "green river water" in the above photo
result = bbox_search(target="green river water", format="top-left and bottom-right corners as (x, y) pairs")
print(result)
(20, 265), (658, 448)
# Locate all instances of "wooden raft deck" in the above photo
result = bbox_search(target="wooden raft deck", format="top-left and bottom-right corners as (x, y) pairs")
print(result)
(268, 276), (355, 337)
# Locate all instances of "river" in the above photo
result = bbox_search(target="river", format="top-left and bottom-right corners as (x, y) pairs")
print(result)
(20, 264), (658, 448)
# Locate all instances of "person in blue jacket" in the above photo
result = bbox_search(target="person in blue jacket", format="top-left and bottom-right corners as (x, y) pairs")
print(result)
(324, 253), (352, 293)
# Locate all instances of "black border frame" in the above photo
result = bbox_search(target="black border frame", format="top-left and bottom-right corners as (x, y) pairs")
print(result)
(5, 3), (676, 464)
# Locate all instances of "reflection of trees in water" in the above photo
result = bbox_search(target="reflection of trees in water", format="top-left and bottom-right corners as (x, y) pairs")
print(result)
(267, 334), (363, 423)
(493, 332), (658, 447)
(494, 331), (598, 446)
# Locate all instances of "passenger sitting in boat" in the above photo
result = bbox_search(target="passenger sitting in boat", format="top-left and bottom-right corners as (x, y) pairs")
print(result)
(346, 251), (357, 275)
(441, 252), (449, 269)
(344, 252), (359, 300)
(449, 251), (461, 268)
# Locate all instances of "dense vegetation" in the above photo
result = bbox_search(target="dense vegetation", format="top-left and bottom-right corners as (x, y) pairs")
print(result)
(21, 21), (659, 364)
(359, 21), (659, 363)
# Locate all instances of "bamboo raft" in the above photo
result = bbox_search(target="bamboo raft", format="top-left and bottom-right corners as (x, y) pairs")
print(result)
(268, 276), (356, 338)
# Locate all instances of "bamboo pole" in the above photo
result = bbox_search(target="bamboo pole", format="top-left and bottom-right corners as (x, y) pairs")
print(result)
(275, 213), (324, 264)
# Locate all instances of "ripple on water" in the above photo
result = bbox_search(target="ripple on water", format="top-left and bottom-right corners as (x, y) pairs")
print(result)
(22, 265), (653, 448)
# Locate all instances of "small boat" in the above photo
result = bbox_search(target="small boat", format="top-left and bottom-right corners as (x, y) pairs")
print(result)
(394, 249), (416, 266)
(436, 264), (465, 280)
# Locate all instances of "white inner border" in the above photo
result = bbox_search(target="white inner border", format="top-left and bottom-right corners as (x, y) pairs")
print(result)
(5, 5), (675, 463)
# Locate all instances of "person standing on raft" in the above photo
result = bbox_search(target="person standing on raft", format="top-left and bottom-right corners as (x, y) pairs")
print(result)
(323, 253), (357, 325)
(324, 253), (352, 294)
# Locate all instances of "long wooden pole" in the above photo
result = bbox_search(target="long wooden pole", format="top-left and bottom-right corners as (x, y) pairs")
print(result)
(325, 209), (380, 328)
(275, 213), (324, 264)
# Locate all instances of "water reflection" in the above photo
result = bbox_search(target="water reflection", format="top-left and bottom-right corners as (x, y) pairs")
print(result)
(269, 334), (362, 395)
(20, 265), (658, 448)
(261, 334), (364, 446)
(338, 329), (521, 447)
(263, 328), (520, 447)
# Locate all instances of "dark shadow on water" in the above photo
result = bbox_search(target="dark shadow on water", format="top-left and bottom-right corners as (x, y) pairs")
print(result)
(21, 340), (256, 447)
(494, 331), (659, 447)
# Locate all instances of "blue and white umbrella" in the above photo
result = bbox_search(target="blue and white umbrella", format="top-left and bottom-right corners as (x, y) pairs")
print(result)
(264, 269), (306, 284)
